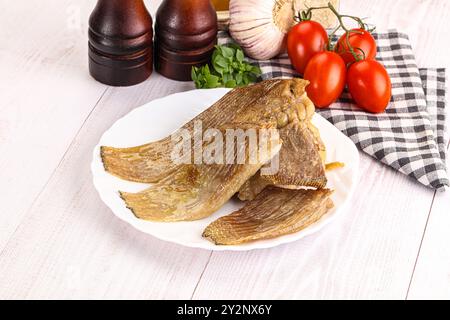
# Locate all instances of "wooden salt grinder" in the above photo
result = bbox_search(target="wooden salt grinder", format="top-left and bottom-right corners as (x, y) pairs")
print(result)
(155, 0), (218, 81)
(88, 0), (153, 86)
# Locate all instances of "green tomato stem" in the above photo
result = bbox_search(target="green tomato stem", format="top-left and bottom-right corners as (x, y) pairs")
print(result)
(294, 2), (375, 63)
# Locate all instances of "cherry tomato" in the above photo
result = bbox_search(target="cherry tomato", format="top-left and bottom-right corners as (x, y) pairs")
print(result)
(304, 51), (347, 108)
(287, 21), (328, 75)
(335, 28), (377, 65)
(347, 59), (392, 113)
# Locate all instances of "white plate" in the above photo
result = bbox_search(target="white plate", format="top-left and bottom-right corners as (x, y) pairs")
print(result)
(91, 88), (359, 251)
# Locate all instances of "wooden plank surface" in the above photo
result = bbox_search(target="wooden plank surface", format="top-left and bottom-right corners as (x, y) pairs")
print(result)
(0, 0), (449, 299)
(407, 189), (450, 300)
(0, 75), (211, 299)
(0, 0), (107, 248)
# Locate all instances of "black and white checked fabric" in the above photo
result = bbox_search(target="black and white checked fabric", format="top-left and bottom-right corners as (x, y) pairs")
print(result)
(219, 30), (448, 190)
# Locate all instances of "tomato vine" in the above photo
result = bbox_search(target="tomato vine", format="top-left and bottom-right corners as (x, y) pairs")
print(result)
(296, 2), (376, 62)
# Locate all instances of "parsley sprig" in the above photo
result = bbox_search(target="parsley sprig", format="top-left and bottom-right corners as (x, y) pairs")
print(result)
(191, 44), (262, 89)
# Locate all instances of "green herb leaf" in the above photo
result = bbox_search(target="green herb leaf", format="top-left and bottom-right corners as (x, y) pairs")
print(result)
(214, 56), (229, 69)
(205, 74), (220, 88)
(236, 73), (243, 85)
(222, 73), (231, 84)
(236, 49), (244, 63)
(191, 44), (261, 89)
(247, 73), (257, 83)
(191, 67), (198, 81)
(251, 65), (262, 75)
(225, 80), (237, 88)
(221, 46), (234, 59)
(203, 64), (211, 76)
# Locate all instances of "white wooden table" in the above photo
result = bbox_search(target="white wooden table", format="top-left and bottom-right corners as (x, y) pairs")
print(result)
(0, 0), (449, 300)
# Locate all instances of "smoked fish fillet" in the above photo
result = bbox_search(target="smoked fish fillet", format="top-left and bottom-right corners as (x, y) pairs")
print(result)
(203, 187), (334, 245)
(238, 121), (327, 201)
(120, 128), (281, 222)
(115, 79), (315, 222)
(262, 121), (327, 186)
(101, 79), (311, 183)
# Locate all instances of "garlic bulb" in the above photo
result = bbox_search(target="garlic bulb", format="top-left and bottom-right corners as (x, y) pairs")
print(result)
(229, 0), (295, 60)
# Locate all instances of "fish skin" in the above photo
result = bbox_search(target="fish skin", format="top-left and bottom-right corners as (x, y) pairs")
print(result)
(237, 174), (272, 202)
(238, 122), (328, 201)
(203, 187), (334, 245)
(120, 124), (282, 222)
(263, 121), (327, 187)
(101, 79), (309, 183)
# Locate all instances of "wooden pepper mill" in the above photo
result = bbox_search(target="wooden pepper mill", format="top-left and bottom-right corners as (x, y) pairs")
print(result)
(88, 0), (153, 86)
(155, 0), (218, 81)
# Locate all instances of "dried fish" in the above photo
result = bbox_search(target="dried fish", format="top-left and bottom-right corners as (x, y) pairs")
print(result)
(263, 122), (327, 187)
(238, 121), (327, 201)
(120, 124), (281, 222)
(101, 79), (311, 183)
(237, 174), (272, 202)
(203, 187), (334, 245)
(113, 79), (315, 221)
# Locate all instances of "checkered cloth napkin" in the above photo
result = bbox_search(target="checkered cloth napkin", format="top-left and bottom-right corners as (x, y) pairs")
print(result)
(219, 30), (449, 190)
